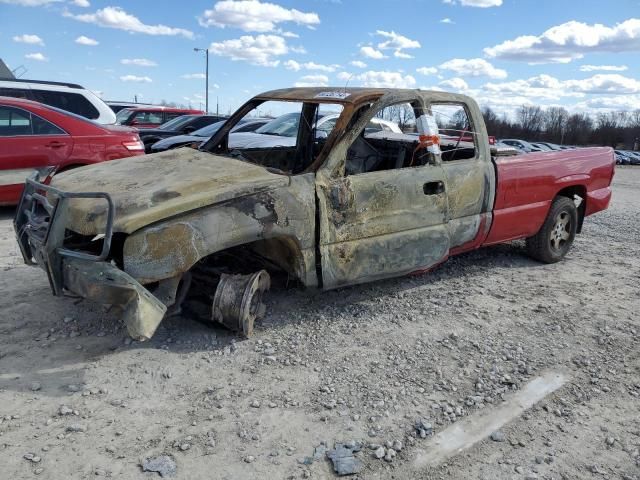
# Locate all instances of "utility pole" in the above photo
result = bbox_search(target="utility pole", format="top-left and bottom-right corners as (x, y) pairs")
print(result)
(193, 47), (209, 113)
(216, 96), (219, 117)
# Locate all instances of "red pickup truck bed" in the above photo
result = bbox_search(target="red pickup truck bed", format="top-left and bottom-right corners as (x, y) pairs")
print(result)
(484, 147), (615, 246)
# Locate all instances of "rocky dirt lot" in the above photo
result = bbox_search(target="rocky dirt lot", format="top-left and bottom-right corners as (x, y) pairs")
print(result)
(0, 167), (638, 480)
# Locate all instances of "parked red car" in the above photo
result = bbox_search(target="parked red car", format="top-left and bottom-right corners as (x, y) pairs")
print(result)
(115, 106), (205, 129)
(0, 96), (144, 206)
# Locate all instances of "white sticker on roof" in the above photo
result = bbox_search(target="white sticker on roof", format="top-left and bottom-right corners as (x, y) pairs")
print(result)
(314, 91), (351, 99)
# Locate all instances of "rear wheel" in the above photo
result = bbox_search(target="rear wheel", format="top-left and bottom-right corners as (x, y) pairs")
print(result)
(526, 196), (577, 263)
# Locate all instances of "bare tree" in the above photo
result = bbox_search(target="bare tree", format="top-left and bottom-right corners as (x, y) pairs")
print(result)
(516, 105), (545, 139)
(564, 113), (593, 146)
(544, 107), (569, 143)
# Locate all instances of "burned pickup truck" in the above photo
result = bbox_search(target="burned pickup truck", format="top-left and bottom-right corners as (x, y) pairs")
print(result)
(14, 88), (615, 340)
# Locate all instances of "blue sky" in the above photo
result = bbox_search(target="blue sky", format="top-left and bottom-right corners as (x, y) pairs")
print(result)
(2, 0), (639, 116)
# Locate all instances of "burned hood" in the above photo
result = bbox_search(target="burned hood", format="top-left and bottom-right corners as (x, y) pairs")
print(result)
(50, 149), (290, 235)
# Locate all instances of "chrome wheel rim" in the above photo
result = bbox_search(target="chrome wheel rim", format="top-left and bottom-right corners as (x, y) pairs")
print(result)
(550, 211), (571, 251)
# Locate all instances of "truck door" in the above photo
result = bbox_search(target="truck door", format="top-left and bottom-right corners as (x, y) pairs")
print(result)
(426, 100), (495, 252)
(315, 96), (450, 289)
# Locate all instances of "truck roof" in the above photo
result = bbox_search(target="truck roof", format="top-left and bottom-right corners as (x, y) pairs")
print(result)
(255, 87), (471, 106)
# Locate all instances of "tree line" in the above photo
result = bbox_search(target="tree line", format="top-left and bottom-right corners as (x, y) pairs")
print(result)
(483, 106), (640, 149)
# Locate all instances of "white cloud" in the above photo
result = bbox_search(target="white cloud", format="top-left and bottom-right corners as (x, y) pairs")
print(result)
(294, 74), (329, 87)
(376, 30), (420, 50)
(181, 73), (206, 79)
(120, 75), (152, 83)
(210, 34), (288, 67)
(350, 60), (367, 68)
(482, 74), (583, 101)
(25, 52), (48, 61)
(417, 66), (438, 76)
(440, 18), (454, 24)
(394, 51), (413, 59)
(199, 0), (320, 32)
(284, 60), (339, 72)
(369, 30), (421, 59)
(338, 70), (417, 89)
(484, 18), (640, 64)
(575, 95), (640, 112)
(478, 73), (640, 106)
(443, 0), (502, 6)
(565, 74), (640, 95)
(580, 64), (628, 72)
(13, 34), (44, 45)
(0, 0), (60, 5)
(75, 35), (98, 46)
(360, 46), (386, 59)
(439, 58), (507, 79)
(71, 0), (89, 6)
(65, 6), (193, 38)
(439, 77), (469, 90)
(121, 58), (157, 67)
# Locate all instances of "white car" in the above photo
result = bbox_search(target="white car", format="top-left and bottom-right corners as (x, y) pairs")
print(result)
(499, 139), (542, 153)
(0, 78), (116, 124)
(229, 112), (401, 149)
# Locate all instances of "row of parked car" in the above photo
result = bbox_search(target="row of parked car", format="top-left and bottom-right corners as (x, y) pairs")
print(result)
(614, 150), (640, 165)
(497, 139), (579, 153)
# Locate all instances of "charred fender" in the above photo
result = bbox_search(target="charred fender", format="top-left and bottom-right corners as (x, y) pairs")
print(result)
(122, 174), (318, 287)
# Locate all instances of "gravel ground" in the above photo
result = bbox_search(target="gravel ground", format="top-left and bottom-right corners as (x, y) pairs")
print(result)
(0, 167), (638, 480)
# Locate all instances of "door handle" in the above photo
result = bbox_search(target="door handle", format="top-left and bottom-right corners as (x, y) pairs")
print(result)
(46, 141), (66, 149)
(423, 181), (445, 195)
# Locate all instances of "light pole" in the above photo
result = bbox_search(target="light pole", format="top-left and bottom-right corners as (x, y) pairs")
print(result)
(193, 47), (209, 113)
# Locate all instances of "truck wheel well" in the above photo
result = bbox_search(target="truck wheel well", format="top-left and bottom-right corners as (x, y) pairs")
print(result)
(194, 236), (305, 283)
(556, 185), (586, 233)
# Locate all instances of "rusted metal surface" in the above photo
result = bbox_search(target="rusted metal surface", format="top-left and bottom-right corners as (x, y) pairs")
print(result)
(50, 150), (290, 235)
(121, 172), (317, 285)
(212, 270), (270, 337)
(62, 257), (166, 340)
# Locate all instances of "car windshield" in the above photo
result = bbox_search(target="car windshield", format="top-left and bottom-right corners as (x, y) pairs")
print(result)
(160, 115), (193, 130)
(115, 108), (133, 124)
(192, 120), (227, 137)
(255, 112), (300, 137)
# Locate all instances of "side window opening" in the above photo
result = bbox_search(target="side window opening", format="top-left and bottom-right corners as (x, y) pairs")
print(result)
(345, 101), (426, 176)
(430, 103), (478, 162)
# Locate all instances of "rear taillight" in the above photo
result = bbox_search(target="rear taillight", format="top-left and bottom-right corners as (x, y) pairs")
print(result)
(122, 139), (145, 152)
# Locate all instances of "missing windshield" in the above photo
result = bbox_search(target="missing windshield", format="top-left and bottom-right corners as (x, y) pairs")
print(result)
(202, 100), (343, 175)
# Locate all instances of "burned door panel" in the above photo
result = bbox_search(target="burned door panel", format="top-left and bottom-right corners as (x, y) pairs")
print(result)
(442, 160), (494, 248)
(317, 165), (450, 288)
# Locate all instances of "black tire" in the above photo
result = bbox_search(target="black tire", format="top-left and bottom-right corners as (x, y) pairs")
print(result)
(526, 196), (578, 263)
